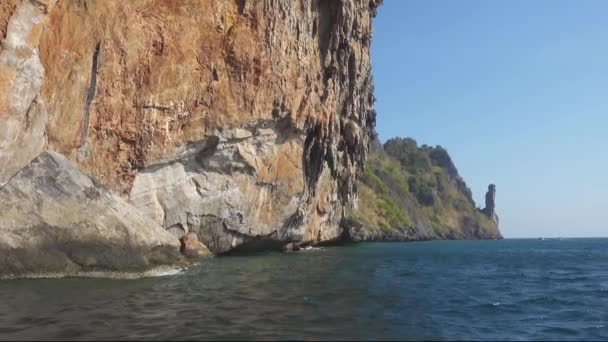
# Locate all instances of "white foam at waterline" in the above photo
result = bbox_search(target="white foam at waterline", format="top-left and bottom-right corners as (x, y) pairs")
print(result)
(142, 267), (184, 278)
(302, 246), (324, 251)
(1, 266), (186, 280)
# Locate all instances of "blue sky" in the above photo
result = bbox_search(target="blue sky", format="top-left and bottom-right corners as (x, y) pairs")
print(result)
(371, 0), (608, 238)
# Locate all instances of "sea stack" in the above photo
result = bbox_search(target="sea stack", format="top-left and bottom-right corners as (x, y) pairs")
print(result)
(483, 184), (499, 225)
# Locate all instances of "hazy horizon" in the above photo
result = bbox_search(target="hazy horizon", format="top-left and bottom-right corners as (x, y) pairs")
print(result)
(371, 0), (608, 238)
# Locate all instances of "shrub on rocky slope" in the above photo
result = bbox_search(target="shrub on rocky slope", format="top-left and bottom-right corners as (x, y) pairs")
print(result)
(344, 137), (502, 241)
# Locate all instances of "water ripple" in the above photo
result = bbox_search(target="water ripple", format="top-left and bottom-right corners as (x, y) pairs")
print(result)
(0, 239), (607, 340)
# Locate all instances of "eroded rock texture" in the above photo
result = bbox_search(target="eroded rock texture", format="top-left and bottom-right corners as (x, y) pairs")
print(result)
(0, 0), (381, 257)
(0, 0), (54, 184)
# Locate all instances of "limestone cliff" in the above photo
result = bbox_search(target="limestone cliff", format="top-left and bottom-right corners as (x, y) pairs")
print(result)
(0, 0), (381, 271)
(343, 137), (502, 241)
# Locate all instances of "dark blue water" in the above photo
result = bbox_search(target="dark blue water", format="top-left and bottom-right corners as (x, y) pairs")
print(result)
(1, 239), (607, 340)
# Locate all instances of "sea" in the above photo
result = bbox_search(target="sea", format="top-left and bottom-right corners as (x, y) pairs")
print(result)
(1, 239), (607, 340)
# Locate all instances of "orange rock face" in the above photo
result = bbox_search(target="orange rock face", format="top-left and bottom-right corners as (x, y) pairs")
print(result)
(0, 0), (381, 253)
(180, 232), (212, 258)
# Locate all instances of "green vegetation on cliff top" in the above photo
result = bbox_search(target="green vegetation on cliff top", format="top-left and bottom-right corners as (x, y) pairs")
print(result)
(347, 137), (501, 241)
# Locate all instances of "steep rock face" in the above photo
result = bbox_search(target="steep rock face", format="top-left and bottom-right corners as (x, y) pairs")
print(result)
(0, 152), (181, 277)
(0, 0), (381, 254)
(483, 184), (499, 225)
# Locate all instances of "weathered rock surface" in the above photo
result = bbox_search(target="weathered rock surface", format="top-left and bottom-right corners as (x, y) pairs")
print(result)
(0, 0), (54, 185)
(0, 152), (181, 277)
(0, 0), (382, 261)
(180, 232), (212, 258)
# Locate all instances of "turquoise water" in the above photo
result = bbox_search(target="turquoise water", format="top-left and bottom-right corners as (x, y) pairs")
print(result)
(1, 239), (607, 340)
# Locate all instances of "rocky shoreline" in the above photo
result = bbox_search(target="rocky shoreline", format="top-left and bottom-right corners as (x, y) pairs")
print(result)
(339, 218), (503, 243)
(0, 149), (500, 279)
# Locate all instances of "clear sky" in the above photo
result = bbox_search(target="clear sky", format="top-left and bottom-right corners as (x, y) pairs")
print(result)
(371, 0), (608, 238)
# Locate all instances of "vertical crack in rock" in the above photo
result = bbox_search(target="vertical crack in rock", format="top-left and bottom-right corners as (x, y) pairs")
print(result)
(80, 41), (101, 148)
(235, 0), (246, 15)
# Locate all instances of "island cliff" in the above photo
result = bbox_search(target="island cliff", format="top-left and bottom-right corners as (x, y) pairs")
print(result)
(342, 137), (502, 241)
(0, 0), (381, 277)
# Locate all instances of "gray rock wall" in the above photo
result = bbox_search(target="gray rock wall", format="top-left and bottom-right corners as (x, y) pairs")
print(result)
(0, 152), (181, 278)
